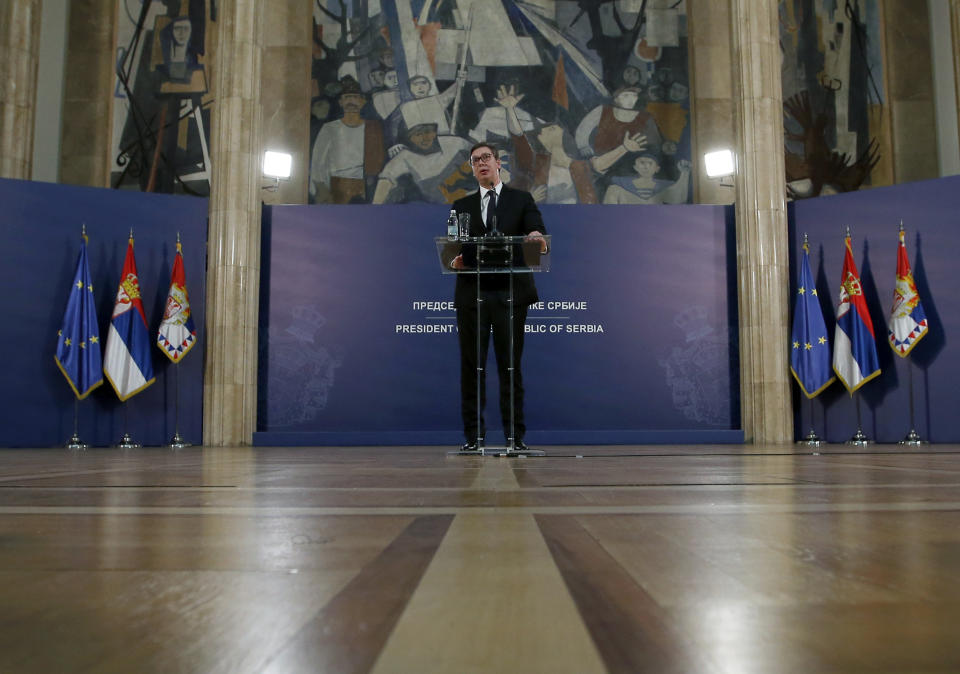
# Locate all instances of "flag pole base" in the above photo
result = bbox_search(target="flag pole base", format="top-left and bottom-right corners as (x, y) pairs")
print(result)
(168, 432), (192, 449)
(845, 428), (871, 446)
(117, 433), (141, 449)
(797, 428), (824, 447)
(899, 429), (926, 446)
(66, 432), (87, 450)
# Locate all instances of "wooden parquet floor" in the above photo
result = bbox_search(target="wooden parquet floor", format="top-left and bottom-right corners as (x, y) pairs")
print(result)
(1, 444), (959, 673)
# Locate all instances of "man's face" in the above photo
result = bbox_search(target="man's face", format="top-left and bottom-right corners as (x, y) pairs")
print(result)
(634, 156), (659, 177)
(614, 91), (639, 110)
(369, 70), (385, 87)
(171, 19), (192, 47)
(384, 71), (398, 89)
(340, 93), (365, 114)
(409, 127), (438, 150)
(409, 78), (431, 98)
(470, 147), (501, 183)
(623, 67), (640, 86)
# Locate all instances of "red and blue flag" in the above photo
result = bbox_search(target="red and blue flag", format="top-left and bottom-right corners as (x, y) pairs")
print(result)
(104, 235), (155, 400)
(832, 234), (881, 393)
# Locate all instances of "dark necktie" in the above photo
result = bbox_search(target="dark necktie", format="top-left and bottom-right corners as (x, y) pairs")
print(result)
(486, 190), (497, 231)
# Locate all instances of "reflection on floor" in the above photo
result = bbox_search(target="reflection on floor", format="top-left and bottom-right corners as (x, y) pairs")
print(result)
(1, 445), (959, 673)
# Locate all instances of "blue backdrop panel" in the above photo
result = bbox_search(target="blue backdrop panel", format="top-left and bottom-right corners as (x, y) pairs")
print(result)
(0, 178), (207, 448)
(256, 203), (741, 445)
(790, 175), (960, 442)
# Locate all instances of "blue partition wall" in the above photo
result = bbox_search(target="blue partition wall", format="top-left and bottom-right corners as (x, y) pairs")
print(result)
(255, 203), (742, 445)
(0, 178), (207, 447)
(789, 175), (960, 442)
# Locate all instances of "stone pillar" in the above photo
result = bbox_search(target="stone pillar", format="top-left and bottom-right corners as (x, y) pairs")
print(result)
(59, 0), (114, 187)
(688, 0), (735, 205)
(884, 1), (939, 183)
(729, 0), (792, 444)
(951, 0), (960, 147)
(0, 0), (41, 179)
(203, 0), (264, 446)
(260, 3), (312, 205)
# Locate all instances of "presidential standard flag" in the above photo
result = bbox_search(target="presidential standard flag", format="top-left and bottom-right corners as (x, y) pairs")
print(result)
(104, 235), (155, 400)
(54, 229), (103, 399)
(157, 238), (197, 362)
(832, 233), (881, 393)
(888, 227), (929, 356)
(790, 239), (835, 397)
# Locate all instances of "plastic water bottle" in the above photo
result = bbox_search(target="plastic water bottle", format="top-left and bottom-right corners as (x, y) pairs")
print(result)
(447, 209), (458, 240)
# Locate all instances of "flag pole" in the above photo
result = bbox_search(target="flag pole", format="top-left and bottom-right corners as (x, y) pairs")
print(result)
(117, 401), (141, 448)
(66, 398), (87, 450)
(169, 362), (190, 448)
(900, 358), (924, 445)
(798, 396), (823, 447)
(846, 392), (870, 445)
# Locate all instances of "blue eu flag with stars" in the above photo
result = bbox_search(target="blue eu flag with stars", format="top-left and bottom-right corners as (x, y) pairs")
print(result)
(790, 239), (835, 398)
(55, 230), (103, 399)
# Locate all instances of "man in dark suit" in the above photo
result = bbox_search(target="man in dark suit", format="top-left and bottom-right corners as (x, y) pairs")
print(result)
(450, 142), (548, 451)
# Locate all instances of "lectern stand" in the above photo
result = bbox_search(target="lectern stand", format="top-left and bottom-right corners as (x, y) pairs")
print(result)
(436, 234), (551, 457)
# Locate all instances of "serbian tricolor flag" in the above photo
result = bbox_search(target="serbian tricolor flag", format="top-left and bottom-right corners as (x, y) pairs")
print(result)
(104, 235), (155, 400)
(832, 233), (881, 393)
(157, 238), (197, 362)
(888, 227), (928, 356)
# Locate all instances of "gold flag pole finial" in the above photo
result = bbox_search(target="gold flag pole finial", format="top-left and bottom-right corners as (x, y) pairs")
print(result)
(802, 231), (809, 252)
(177, 231), (182, 253)
(899, 219), (904, 233)
(81, 223), (88, 243)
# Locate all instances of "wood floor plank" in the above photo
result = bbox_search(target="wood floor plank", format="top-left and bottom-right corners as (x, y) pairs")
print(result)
(536, 513), (721, 674)
(261, 514), (453, 674)
(371, 513), (607, 674)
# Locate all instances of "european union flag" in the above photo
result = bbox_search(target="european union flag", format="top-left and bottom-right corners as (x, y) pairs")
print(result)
(55, 230), (103, 399)
(790, 238), (835, 398)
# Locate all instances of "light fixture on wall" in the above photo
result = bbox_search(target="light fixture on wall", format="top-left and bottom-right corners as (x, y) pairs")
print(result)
(703, 149), (735, 187)
(263, 150), (292, 191)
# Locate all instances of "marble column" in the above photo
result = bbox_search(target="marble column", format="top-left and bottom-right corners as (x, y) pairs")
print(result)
(203, 0), (265, 446)
(0, 0), (41, 179)
(260, 2), (312, 206)
(59, 0), (114, 187)
(688, 0), (735, 205)
(729, 0), (792, 444)
(951, 0), (960, 147)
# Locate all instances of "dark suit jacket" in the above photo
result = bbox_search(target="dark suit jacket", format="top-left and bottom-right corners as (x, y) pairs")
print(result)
(452, 184), (546, 308)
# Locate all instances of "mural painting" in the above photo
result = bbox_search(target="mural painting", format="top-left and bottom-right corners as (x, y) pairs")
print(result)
(309, 0), (693, 205)
(111, 0), (214, 195)
(779, 0), (889, 199)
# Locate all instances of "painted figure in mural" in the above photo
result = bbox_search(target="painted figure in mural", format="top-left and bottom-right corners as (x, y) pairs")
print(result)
(575, 86), (664, 170)
(493, 82), (594, 203)
(372, 70), (401, 120)
(602, 152), (691, 205)
(310, 76), (385, 204)
(449, 143), (548, 452)
(469, 79), (540, 143)
(371, 122), (471, 204)
(157, 16), (198, 81)
(388, 72), (467, 152)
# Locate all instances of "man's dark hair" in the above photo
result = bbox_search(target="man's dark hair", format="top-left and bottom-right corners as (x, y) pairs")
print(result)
(469, 142), (498, 160)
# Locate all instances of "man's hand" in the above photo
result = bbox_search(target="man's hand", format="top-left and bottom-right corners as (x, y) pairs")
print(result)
(621, 131), (647, 153)
(495, 84), (524, 110)
(451, 254), (465, 270)
(525, 230), (548, 254)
